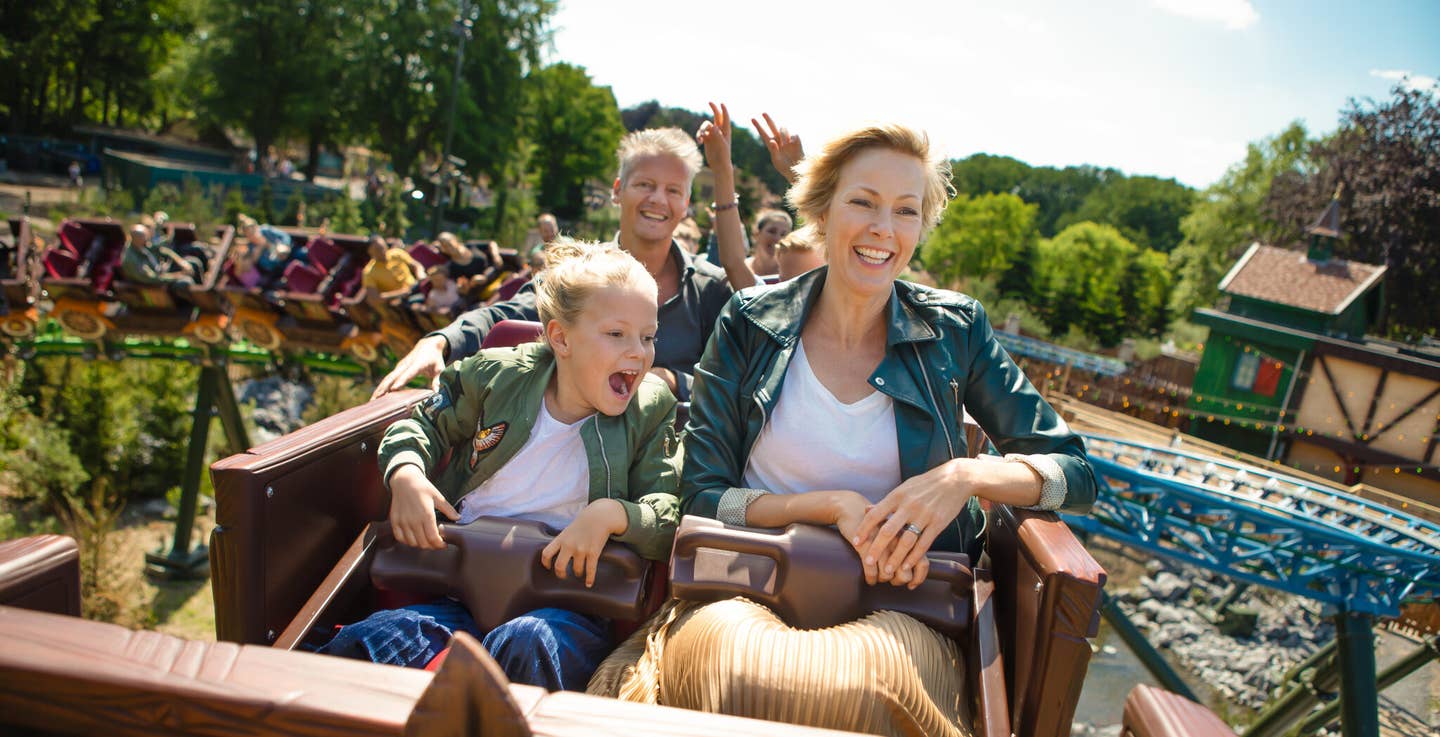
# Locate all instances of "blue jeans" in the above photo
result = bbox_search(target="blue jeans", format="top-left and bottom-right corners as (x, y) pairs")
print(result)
(318, 599), (612, 691)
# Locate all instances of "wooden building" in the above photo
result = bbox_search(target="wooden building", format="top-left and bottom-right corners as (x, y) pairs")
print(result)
(1189, 202), (1440, 505)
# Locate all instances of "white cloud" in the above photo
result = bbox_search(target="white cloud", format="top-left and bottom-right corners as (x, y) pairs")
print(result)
(1369, 69), (1440, 93)
(1152, 0), (1258, 30)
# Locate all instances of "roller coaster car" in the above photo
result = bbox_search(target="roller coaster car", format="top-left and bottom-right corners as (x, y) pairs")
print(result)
(106, 224), (237, 343)
(39, 218), (127, 340)
(0, 532), (1229, 737)
(1, 217), (43, 340)
(221, 229), (369, 353)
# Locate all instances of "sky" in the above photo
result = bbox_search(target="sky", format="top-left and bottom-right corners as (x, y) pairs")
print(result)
(545, 0), (1439, 189)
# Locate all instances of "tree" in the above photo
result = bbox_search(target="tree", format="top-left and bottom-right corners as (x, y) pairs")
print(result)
(1168, 122), (1311, 320)
(1266, 84), (1440, 339)
(523, 63), (624, 221)
(1033, 222), (1162, 346)
(1055, 175), (1195, 253)
(922, 192), (1039, 288)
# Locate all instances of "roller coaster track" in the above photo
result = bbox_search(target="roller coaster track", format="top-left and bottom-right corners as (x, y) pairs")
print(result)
(4, 322), (373, 377)
(1066, 434), (1440, 617)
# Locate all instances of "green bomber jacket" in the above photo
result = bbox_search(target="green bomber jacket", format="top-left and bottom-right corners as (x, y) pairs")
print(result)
(680, 266), (1097, 559)
(378, 340), (681, 560)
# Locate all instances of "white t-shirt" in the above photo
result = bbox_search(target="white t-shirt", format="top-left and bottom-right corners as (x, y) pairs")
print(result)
(426, 281), (461, 311)
(455, 398), (590, 530)
(743, 341), (902, 503)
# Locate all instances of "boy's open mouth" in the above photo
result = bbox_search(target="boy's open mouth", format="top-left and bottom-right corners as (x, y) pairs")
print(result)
(608, 369), (640, 400)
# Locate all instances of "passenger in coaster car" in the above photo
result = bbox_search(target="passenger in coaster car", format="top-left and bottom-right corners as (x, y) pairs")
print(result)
(591, 118), (1099, 735)
(421, 263), (462, 315)
(372, 126), (735, 402)
(319, 238), (681, 692)
(235, 213), (305, 287)
(119, 222), (197, 287)
(433, 231), (499, 301)
(773, 224), (826, 282)
(362, 234), (424, 297)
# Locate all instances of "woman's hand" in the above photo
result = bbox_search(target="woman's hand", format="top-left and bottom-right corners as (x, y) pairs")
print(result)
(752, 113), (804, 184)
(831, 491), (886, 585)
(541, 499), (628, 587)
(696, 102), (735, 177)
(856, 459), (975, 589)
(389, 464), (460, 549)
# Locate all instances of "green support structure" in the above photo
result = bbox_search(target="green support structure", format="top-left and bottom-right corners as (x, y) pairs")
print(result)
(1333, 610), (1379, 737)
(1292, 634), (1440, 735)
(1242, 640), (1343, 737)
(1099, 591), (1200, 702)
(144, 362), (249, 579)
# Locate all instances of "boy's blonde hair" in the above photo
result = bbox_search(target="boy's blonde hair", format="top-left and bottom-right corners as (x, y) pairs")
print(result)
(616, 128), (703, 187)
(535, 237), (658, 330)
(786, 124), (953, 234)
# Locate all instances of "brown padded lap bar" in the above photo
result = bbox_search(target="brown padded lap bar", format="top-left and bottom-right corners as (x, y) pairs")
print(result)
(1122, 685), (1237, 737)
(211, 389), (427, 644)
(0, 605), (431, 737)
(0, 534), (81, 616)
(669, 516), (972, 637)
(370, 517), (651, 629)
(987, 505), (1107, 737)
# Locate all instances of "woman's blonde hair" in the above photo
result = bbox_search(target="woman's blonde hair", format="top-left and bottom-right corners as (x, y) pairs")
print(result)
(435, 231), (463, 253)
(786, 124), (953, 233)
(616, 128), (703, 187)
(534, 237), (658, 330)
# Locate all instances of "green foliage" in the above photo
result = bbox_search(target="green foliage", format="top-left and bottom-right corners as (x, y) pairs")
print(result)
(377, 177), (413, 238)
(280, 188), (306, 227)
(1055, 176), (1195, 253)
(20, 357), (197, 507)
(524, 63), (625, 221)
(1168, 122), (1310, 320)
(1033, 222), (1171, 347)
(301, 376), (371, 425)
(950, 155), (1115, 236)
(0, 366), (88, 507)
(0, 0), (198, 132)
(1265, 85), (1440, 339)
(222, 188), (247, 227)
(922, 192), (1039, 287)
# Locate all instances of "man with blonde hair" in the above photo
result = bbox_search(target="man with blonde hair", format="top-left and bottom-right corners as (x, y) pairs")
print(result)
(373, 127), (732, 401)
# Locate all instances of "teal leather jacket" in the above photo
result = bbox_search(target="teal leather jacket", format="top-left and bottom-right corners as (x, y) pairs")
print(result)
(680, 267), (1096, 558)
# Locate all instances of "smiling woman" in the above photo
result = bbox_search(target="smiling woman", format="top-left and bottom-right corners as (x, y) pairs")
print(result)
(646, 121), (1098, 735)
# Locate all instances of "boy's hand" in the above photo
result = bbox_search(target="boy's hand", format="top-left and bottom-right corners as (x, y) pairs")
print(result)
(389, 464), (460, 549)
(540, 499), (628, 587)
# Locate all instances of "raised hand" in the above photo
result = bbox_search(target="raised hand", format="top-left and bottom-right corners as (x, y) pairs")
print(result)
(696, 102), (735, 176)
(752, 112), (804, 184)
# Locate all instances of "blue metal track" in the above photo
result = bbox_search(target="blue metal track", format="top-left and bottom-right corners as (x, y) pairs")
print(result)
(1066, 434), (1440, 617)
(994, 332), (1128, 377)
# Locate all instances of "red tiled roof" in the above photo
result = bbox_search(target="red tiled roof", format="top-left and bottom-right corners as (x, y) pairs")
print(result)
(1219, 243), (1386, 315)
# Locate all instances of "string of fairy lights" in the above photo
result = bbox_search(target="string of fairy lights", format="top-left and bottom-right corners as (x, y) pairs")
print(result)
(1024, 339), (1440, 478)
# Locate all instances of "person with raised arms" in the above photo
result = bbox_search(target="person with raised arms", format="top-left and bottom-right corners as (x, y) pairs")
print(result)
(372, 126), (735, 402)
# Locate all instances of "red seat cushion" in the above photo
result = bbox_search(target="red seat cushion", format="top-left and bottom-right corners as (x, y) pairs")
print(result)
(283, 261), (325, 294)
(44, 250), (80, 279)
(495, 273), (530, 302)
(409, 243), (447, 270)
(308, 238), (344, 273)
(481, 320), (543, 349)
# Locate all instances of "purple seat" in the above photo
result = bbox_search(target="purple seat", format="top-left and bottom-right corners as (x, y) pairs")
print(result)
(283, 261), (325, 295)
(308, 238), (344, 273)
(408, 243), (447, 270)
(481, 320), (542, 349)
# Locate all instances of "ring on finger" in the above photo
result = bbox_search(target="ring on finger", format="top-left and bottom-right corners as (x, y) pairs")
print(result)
(903, 523), (923, 536)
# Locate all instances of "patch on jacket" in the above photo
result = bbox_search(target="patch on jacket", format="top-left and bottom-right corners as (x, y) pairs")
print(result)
(421, 388), (451, 421)
(469, 420), (508, 469)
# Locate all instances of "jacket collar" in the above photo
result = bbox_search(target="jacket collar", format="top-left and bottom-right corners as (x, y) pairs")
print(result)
(610, 233), (693, 281)
(737, 266), (939, 347)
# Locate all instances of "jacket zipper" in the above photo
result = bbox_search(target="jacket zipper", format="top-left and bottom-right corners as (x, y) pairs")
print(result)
(912, 345), (955, 459)
(593, 415), (612, 498)
(747, 390), (770, 462)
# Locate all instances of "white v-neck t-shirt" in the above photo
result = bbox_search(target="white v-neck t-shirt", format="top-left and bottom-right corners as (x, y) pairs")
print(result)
(742, 341), (902, 503)
(455, 398), (590, 530)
